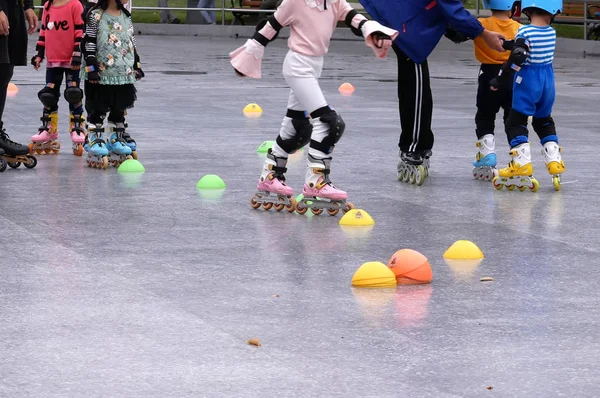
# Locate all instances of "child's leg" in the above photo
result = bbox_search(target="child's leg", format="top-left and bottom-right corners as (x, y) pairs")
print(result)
(473, 65), (503, 172)
(34, 68), (63, 137)
(64, 69), (86, 153)
(532, 69), (564, 180)
(257, 89), (311, 198)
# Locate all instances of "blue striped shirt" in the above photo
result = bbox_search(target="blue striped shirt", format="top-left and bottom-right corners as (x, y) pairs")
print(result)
(516, 25), (556, 65)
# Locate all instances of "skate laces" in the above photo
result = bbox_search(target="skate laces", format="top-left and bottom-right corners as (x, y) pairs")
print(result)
(0, 130), (19, 145)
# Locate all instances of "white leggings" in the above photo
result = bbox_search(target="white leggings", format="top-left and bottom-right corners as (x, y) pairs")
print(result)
(272, 50), (332, 160)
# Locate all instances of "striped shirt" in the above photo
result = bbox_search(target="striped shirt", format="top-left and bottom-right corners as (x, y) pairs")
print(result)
(516, 25), (556, 65)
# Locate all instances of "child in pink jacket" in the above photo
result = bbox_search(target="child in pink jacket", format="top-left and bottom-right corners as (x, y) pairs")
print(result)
(231, 0), (397, 215)
(31, 0), (85, 156)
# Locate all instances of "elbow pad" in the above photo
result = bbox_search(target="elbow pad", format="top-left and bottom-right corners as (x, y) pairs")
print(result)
(508, 38), (529, 71)
(252, 16), (283, 46)
(344, 9), (367, 37)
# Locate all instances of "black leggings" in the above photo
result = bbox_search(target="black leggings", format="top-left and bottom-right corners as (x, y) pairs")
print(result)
(0, 64), (15, 122)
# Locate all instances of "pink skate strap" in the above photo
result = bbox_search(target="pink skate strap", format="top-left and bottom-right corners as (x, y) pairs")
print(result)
(229, 39), (264, 79)
(362, 21), (398, 59)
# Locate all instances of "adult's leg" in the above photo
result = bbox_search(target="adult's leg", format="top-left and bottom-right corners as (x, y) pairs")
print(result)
(197, 0), (214, 24)
(0, 64), (14, 123)
(392, 44), (434, 154)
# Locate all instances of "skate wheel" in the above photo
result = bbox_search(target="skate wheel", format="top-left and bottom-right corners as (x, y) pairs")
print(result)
(415, 166), (426, 186)
(285, 198), (296, 212)
(296, 202), (308, 215)
(43, 148), (52, 155)
(327, 207), (339, 216)
(343, 202), (354, 214)
(552, 176), (561, 191)
(250, 196), (261, 209)
(132, 151), (138, 160)
(0, 159), (6, 172)
(110, 160), (119, 167)
(8, 162), (20, 169)
(24, 155), (37, 169)
(35, 148), (43, 155)
(517, 185), (527, 192)
(274, 203), (285, 212)
(101, 157), (109, 169)
(126, 155), (133, 160)
(506, 185), (515, 191)
(73, 144), (84, 157)
(311, 208), (323, 216)
(262, 202), (273, 210)
(28, 143), (35, 155)
(86, 160), (92, 167)
(530, 179), (540, 192)
(492, 177), (502, 190)
(402, 169), (410, 182)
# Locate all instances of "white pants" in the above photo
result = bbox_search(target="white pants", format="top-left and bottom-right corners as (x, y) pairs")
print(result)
(272, 50), (332, 161)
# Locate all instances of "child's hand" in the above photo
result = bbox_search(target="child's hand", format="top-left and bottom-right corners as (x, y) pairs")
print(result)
(370, 32), (392, 49)
(31, 56), (42, 70)
(489, 77), (500, 91)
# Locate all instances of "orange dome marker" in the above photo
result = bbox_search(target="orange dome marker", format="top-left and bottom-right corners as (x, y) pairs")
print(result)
(7, 83), (18, 97)
(338, 82), (355, 96)
(387, 249), (432, 285)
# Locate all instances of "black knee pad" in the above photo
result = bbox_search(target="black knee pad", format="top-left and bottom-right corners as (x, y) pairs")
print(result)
(276, 109), (312, 154)
(38, 86), (59, 109)
(64, 86), (83, 105)
(310, 106), (345, 154)
(532, 116), (556, 139)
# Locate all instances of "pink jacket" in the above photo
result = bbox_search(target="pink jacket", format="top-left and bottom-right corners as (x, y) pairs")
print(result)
(36, 0), (84, 64)
(230, 0), (398, 78)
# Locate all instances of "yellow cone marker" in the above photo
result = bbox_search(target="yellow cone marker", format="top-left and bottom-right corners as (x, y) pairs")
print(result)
(443, 240), (484, 260)
(339, 209), (374, 226)
(243, 103), (263, 118)
(352, 261), (397, 288)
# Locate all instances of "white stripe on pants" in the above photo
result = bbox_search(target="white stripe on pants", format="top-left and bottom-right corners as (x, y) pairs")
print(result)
(409, 64), (423, 153)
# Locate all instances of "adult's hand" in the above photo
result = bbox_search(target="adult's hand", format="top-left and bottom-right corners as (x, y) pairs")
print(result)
(0, 11), (9, 35)
(24, 8), (38, 34)
(481, 29), (505, 52)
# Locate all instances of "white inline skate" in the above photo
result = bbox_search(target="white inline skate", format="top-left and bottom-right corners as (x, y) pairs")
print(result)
(472, 134), (498, 181)
(397, 150), (431, 185)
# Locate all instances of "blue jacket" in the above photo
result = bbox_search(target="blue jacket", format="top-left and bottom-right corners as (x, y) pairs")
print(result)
(359, 0), (484, 64)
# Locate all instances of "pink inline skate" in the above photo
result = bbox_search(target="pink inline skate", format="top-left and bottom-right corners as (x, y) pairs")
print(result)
(70, 113), (86, 156)
(250, 149), (297, 212)
(295, 154), (353, 216)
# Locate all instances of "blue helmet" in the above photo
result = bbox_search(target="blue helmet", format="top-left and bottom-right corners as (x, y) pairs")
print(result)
(521, 0), (562, 14)
(482, 0), (516, 10)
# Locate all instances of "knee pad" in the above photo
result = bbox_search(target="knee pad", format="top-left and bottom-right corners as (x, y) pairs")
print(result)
(532, 116), (556, 140)
(310, 107), (345, 154)
(38, 85), (59, 109)
(64, 86), (83, 105)
(276, 109), (312, 154)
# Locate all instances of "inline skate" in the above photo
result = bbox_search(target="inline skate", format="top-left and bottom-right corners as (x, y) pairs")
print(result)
(29, 110), (59, 155)
(295, 154), (353, 216)
(397, 150), (431, 185)
(0, 124), (37, 170)
(250, 149), (296, 212)
(84, 123), (109, 169)
(473, 134), (497, 181)
(106, 121), (133, 167)
(492, 142), (539, 192)
(541, 141), (565, 191)
(70, 113), (86, 156)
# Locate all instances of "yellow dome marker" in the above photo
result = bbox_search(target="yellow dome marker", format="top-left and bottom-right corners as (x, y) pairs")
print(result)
(443, 240), (484, 260)
(351, 261), (397, 288)
(243, 103), (263, 118)
(339, 209), (374, 226)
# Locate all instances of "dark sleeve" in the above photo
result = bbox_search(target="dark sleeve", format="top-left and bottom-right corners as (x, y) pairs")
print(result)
(0, 0), (7, 14)
(83, 10), (99, 66)
(23, 0), (34, 10)
(437, 0), (484, 39)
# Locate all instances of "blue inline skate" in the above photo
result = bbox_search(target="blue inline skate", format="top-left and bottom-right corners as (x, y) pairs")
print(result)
(84, 124), (109, 169)
(106, 121), (133, 167)
(473, 134), (497, 181)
